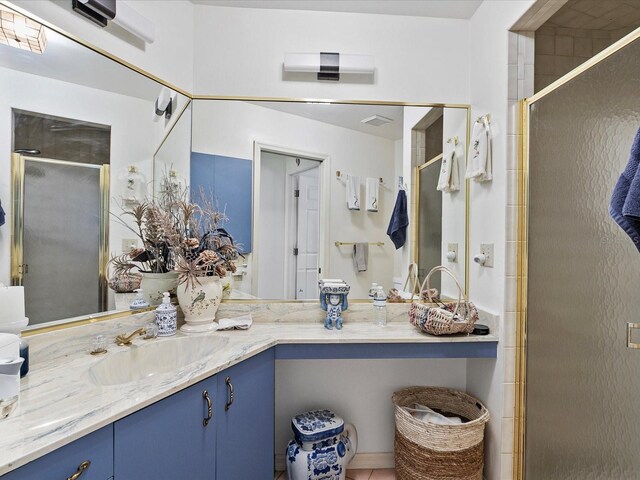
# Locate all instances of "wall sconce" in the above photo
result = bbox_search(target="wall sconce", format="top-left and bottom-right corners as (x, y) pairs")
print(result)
(284, 52), (374, 81)
(153, 87), (174, 122)
(0, 6), (47, 54)
(72, 0), (155, 44)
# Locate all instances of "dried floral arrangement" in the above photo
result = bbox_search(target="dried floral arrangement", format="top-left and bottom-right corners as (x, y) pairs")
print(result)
(173, 190), (242, 291)
(109, 179), (241, 289)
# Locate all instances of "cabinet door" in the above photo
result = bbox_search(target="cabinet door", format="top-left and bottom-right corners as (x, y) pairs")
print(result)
(1, 425), (113, 480)
(216, 349), (275, 479)
(114, 376), (217, 480)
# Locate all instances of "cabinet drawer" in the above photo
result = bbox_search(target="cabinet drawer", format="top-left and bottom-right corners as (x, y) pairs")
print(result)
(1, 425), (113, 480)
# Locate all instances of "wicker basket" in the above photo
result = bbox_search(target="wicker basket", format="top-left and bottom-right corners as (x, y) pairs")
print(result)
(392, 387), (490, 480)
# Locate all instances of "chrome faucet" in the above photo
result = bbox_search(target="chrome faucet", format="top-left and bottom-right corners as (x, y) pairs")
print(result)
(115, 328), (146, 346)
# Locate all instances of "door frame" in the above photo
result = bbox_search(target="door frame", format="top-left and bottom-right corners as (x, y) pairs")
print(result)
(514, 28), (640, 480)
(252, 143), (330, 298)
(10, 153), (110, 311)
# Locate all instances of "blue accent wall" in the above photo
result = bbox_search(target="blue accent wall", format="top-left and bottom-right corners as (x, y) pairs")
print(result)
(190, 152), (252, 253)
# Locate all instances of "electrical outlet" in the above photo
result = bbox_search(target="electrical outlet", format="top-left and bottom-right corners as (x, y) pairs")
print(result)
(480, 243), (494, 268)
(447, 243), (458, 262)
(122, 238), (138, 253)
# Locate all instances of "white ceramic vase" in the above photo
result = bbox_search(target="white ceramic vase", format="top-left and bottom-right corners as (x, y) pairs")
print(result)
(177, 275), (223, 333)
(140, 272), (179, 306)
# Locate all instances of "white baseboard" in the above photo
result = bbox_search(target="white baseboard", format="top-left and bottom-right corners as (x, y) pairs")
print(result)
(275, 452), (394, 472)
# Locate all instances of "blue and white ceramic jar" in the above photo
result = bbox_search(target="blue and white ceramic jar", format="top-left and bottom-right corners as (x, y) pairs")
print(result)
(286, 410), (358, 480)
(155, 292), (177, 336)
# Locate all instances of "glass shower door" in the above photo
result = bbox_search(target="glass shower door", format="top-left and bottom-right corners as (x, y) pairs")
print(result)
(524, 37), (640, 478)
(17, 157), (107, 324)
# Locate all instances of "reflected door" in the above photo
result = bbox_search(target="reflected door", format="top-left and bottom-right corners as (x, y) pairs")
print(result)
(13, 156), (108, 324)
(294, 168), (320, 300)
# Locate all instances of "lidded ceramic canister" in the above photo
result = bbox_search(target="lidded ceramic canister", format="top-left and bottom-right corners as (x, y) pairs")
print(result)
(286, 409), (358, 480)
(0, 333), (24, 419)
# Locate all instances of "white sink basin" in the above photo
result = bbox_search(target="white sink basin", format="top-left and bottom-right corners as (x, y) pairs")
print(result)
(88, 335), (229, 386)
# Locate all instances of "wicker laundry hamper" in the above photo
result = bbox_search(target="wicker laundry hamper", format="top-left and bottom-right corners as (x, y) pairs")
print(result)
(392, 387), (490, 480)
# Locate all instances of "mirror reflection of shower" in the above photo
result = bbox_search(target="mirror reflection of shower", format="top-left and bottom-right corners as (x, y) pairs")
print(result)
(11, 110), (111, 325)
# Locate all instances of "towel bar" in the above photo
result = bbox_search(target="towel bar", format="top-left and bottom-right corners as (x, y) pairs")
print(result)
(335, 241), (384, 247)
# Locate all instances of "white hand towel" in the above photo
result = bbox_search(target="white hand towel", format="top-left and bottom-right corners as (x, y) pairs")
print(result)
(437, 143), (460, 193)
(218, 314), (253, 330)
(466, 119), (492, 182)
(346, 174), (361, 210)
(365, 177), (379, 211)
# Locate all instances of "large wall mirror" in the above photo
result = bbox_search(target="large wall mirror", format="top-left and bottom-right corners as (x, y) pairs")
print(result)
(0, 4), (189, 326)
(1, 4), (470, 330)
(156, 99), (470, 301)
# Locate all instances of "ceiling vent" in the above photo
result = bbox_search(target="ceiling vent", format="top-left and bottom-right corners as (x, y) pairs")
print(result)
(361, 114), (393, 127)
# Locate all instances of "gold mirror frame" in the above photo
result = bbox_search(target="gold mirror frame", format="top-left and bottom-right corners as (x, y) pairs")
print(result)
(2, 1), (471, 334)
(514, 27), (640, 480)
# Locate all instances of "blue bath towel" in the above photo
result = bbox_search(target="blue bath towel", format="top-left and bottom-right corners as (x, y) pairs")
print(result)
(0, 200), (4, 227)
(387, 190), (409, 249)
(610, 126), (640, 251)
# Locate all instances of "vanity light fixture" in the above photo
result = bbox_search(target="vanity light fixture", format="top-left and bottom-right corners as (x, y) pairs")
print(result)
(72, 0), (156, 44)
(284, 52), (374, 81)
(0, 6), (47, 54)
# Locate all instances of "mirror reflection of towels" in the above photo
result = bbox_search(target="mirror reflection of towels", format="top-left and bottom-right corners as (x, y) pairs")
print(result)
(387, 190), (409, 249)
(0, 199), (4, 227)
(353, 242), (368, 272)
(346, 175), (361, 210)
(466, 119), (492, 182)
(366, 177), (379, 212)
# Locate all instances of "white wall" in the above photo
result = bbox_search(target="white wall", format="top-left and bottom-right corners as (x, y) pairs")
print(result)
(275, 359), (468, 465)
(11, 0), (194, 92)
(191, 100), (397, 299)
(258, 153), (287, 298)
(193, 5), (470, 103)
(0, 67), (167, 307)
(153, 102), (193, 196)
(465, 2), (536, 479)
(440, 109), (468, 298)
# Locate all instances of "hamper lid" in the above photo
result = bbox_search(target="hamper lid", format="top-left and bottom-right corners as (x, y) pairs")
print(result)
(292, 409), (344, 443)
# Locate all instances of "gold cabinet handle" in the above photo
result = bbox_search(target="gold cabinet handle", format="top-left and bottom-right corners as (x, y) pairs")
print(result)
(225, 376), (234, 411)
(203, 390), (212, 426)
(627, 323), (640, 349)
(67, 460), (91, 480)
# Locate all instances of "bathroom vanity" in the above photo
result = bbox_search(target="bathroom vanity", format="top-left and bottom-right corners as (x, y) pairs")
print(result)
(0, 307), (497, 478)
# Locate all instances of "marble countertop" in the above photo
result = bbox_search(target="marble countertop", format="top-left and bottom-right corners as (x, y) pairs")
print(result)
(1, 303), (498, 475)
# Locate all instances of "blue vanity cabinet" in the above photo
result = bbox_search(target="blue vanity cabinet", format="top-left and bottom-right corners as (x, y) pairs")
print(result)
(114, 375), (217, 480)
(216, 349), (275, 479)
(1, 425), (113, 480)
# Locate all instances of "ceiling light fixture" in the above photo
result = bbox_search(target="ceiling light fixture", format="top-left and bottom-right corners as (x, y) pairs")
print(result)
(0, 6), (47, 54)
(284, 52), (374, 81)
(361, 115), (393, 127)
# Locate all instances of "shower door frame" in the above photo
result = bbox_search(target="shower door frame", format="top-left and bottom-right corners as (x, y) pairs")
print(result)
(514, 27), (640, 480)
(10, 153), (111, 313)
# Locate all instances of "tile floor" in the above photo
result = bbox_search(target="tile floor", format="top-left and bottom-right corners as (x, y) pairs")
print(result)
(275, 470), (396, 480)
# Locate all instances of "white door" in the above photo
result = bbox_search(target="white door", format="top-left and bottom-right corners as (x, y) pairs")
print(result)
(294, 168), (320, 300)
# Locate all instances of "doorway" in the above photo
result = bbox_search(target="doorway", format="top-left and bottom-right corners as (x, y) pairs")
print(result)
(254, 145), (328, 300)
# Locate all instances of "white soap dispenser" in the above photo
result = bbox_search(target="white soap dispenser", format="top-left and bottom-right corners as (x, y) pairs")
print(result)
(130, 289), (150, 310)
(155, 292), (177, 336)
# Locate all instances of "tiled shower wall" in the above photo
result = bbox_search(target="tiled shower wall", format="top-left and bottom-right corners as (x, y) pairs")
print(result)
(504, 29), (535, 480)
(534, 25), (636, 92)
